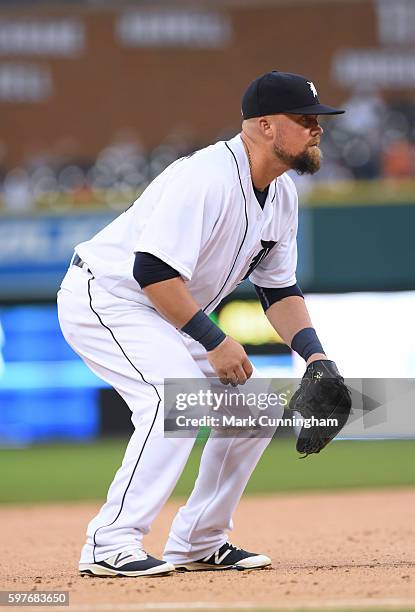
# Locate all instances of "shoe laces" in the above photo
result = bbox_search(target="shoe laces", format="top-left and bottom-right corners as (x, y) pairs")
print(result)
(108, 549), (148, 565)
(125, 549), (148, 561)
(227, 543), (241, 551)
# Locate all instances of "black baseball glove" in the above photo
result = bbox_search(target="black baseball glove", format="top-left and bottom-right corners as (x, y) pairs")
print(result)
(290, 360), (352, 457)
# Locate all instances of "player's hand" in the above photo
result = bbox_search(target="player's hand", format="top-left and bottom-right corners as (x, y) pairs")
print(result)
(207, 336), (253, 386)
(290, 360), (352, 457)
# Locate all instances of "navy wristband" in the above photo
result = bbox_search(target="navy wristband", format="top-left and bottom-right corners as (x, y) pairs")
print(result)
(291, 327), (324, 361)
(181, 310), (226, 351)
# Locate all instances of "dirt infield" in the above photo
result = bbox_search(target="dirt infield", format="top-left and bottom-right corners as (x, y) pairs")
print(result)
(1, 489), (415, 611)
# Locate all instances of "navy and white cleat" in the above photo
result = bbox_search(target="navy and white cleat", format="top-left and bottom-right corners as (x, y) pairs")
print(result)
(174, 542), (271, 571)
(79, 550), (174, 577)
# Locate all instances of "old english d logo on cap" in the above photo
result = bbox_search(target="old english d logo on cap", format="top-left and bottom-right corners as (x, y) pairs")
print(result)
(307, 81), (318, 97)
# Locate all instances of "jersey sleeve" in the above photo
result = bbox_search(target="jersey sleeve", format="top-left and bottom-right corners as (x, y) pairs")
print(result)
(134, 162), (222, 281)
(249, 181), (298, 288)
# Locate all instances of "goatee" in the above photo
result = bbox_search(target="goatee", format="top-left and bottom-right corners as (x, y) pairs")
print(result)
(273, 145), (322, 175)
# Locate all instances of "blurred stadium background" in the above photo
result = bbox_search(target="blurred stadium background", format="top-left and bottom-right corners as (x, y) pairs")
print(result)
(1, 0), (415, 502)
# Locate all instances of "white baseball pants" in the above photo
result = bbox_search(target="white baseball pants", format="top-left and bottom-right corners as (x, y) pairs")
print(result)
(57, 264), (278, 565)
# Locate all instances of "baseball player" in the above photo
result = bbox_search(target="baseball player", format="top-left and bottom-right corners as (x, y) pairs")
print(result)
(57, 71), (348, 578)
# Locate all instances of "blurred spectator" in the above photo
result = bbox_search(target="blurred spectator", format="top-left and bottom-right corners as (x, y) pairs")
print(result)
(337, 85), (386, 136)
(382, 139), (414, 179)
(1, 93), (415, 212)
(320, 85), (386, 180)
(2, 168), (33, 212)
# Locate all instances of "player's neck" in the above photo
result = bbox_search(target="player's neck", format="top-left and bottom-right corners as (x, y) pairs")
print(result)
(241, 135), (288, 190)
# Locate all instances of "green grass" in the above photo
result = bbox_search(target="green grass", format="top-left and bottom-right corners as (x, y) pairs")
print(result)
(0, 438), (414, 504)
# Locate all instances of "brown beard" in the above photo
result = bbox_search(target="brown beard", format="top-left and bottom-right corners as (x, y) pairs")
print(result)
(273, 143), (322, 175)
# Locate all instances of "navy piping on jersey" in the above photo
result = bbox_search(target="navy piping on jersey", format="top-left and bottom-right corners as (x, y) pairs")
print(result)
(87, 276), (161, 563)
(271, 182), (277, 203)
(202, 142), (249, 313)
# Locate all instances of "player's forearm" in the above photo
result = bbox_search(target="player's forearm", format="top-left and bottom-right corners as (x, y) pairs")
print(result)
(265, 296), (326, 363)
(143, 277), (200, 328)
(266, 295), (311, 344)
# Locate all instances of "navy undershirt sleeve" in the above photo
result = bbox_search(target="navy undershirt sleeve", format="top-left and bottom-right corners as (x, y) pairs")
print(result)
(133, 252), (180, 288)
(254, 283), (304, 311)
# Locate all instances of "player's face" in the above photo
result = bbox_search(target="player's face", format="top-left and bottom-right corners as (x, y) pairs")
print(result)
(271, 114), (323, 175)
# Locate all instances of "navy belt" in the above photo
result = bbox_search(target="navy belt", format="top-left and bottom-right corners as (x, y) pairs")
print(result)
(72, 253), (91, 272)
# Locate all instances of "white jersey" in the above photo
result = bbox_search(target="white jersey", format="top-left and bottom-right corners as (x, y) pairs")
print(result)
(59, 131), (296, 567)
(76, 134), (298, 314)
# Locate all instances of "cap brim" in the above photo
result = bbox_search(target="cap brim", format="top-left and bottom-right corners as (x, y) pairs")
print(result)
(287, 103), (345, 115)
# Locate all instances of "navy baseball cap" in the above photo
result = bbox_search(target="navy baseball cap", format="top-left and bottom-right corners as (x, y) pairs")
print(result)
(242, 71), (345, 119)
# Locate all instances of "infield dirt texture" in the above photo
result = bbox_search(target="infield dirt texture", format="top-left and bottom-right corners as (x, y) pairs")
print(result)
(1, 489), (415, 611)
(2, 440), (415, 611)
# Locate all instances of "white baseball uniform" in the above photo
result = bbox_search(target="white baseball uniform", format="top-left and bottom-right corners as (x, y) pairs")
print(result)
(57, 133), (298, 565)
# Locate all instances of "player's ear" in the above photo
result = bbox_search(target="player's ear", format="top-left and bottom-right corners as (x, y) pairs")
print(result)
(258, 116), (273, 138)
